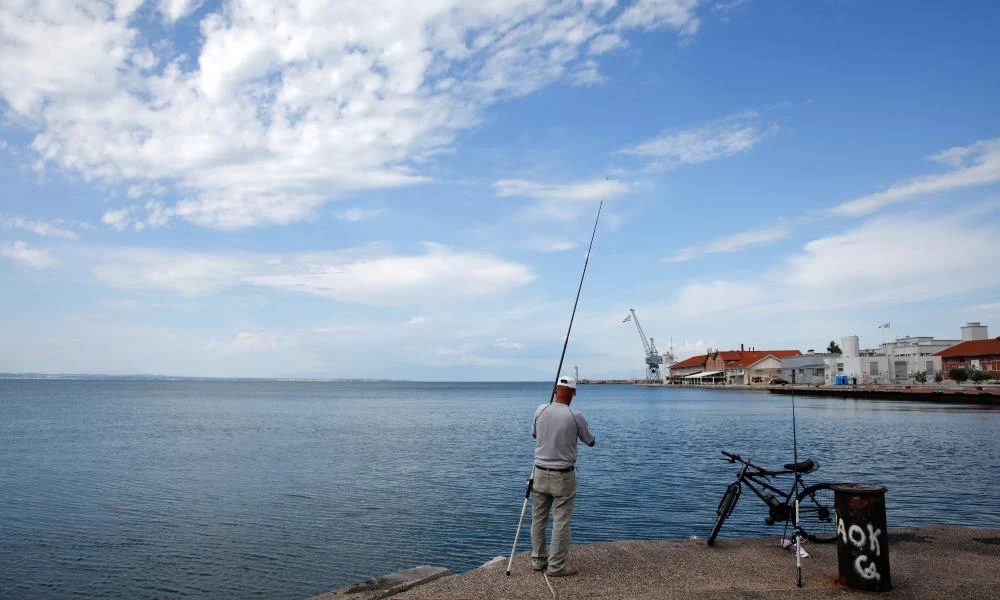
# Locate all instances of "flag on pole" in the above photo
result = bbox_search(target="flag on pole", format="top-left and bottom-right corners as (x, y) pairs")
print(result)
(622, 314), (632, 323)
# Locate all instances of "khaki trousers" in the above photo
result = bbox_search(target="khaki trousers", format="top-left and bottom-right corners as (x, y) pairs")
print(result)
(530, 467), (577, 571)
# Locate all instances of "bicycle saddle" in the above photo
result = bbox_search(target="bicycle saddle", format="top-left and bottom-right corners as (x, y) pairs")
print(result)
(783, 459), (816, 473)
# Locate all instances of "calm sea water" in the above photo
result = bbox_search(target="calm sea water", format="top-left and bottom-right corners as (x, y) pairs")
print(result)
(2, 380), (998, 598)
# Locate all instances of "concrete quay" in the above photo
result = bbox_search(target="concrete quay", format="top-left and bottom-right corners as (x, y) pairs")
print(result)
(769, 384), (998, 405)
(379, 525), (998, 599)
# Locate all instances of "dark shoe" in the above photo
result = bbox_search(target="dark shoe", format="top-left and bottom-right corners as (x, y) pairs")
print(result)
(545, 567), (578, 577)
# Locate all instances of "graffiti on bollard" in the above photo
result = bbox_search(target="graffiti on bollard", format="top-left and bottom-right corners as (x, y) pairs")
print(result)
(832, 483), (892, 592)
(837, 518), (884, 582)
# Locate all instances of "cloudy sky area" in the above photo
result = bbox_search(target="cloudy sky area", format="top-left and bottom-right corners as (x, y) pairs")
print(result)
(1, 0), (998, 379)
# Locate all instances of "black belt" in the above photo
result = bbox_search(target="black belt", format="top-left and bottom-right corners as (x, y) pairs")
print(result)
(535, 465), (574, 473)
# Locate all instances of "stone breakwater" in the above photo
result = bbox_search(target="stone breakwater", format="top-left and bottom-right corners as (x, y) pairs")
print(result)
(312, 525), (1000, 599)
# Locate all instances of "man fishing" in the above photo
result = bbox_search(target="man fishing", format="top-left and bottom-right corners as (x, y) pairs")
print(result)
(530, 375), (596, 577)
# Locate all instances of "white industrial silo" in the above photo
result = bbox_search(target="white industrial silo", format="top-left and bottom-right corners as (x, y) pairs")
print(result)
(961, 322), (988, 341)
(841, 335), (860, 357)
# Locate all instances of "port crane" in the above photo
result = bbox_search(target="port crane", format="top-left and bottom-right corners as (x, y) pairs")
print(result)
(623, 308), (663, 381)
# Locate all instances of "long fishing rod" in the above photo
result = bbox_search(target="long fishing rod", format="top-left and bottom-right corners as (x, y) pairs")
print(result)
(549, 201), (603, 403)
(505, 200), (603, 576)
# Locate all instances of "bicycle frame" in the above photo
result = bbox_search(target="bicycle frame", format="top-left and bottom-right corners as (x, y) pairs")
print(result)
(727, 455), (811, 523)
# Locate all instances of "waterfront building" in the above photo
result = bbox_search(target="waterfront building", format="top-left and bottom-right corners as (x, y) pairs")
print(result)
(780, 352), (836, 384)
(671, 349), (801, 385)
(705, 349), (801, 385)
(861, 336), (960, 383)
(670, 354), (707, 382)
(828, 324), (979, 384)
(823, 336), (863, 384)
(934, 334), (1000, 375)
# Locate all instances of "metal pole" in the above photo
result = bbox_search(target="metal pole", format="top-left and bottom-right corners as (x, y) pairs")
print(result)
(792, 394), (803, 587)
(505, 475), (533, 576)
(505, 201), (603, 576)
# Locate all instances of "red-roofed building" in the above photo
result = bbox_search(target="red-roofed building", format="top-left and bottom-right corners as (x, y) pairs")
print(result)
(934, 338), (1000, 375)
(705, 349), (802, 385)
(670, 354), (708, 381)
(669, 349), (804, 384)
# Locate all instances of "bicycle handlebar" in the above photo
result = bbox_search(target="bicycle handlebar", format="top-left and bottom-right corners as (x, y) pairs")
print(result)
(720, 450), (772, 475)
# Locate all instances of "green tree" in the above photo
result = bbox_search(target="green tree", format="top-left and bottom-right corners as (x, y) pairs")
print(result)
(934, 372), (944, 383)
(827, 341), (842, 354)
(949, 367), (969, 383)
(912, 371), (927, 383)
(970, 370), (988, 383)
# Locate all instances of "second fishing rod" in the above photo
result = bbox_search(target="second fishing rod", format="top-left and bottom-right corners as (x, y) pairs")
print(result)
(505, 200), (603, 576)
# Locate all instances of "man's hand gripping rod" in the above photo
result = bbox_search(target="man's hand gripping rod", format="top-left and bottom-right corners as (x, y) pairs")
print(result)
(505, 201), (602, 576)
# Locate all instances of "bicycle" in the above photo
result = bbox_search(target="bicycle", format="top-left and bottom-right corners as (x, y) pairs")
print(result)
(707, 450), (838, 546)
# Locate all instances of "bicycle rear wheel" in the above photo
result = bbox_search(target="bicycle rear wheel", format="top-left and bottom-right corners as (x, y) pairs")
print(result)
(796, 483), (837, 543)
(708, 482), (741, 546)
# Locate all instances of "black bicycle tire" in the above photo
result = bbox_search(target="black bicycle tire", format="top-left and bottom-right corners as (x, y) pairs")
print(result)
(708, 483), (740, 546)
(796, 483), (838, 543)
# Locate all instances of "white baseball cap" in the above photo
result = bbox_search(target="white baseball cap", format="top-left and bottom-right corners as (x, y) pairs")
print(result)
(557, 375), (577, 389)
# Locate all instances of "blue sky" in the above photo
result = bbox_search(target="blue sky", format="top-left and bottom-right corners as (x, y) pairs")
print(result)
(1, 0), (998, 379)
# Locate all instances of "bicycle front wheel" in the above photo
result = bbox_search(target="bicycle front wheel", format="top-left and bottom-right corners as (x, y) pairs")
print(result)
(796, 483), (837, 543)
(708, 482), (741, 546)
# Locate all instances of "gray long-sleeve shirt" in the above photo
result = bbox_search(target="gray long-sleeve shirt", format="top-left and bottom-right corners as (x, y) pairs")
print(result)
(531, 403), (596, 469)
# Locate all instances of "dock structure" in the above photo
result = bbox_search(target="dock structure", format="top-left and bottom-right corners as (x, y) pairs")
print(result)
(768, 383), (998, 405)
(384, 524), (1000, 600)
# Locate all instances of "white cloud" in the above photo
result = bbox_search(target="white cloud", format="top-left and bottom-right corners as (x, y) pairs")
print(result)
(571, 60), (607, 86)
(616, 0), (702, 36)
(0, 0), (702, 230)
(494, 337), (524, 349)
(959, 302), (1000, 319)
(520, 239), (579, 252)
(671, 279), (767, 317)
(92, 248), (251, 296)
(102, 207), (134, 232)
(666, 212), (1000, 319)
(712, 0), (747, 19)
(90, 242), (535, 304)
(205, 332), (281, 354)
(2, 216), (79, 239)
(158, 0), (203, 23)
(589, 33), (626, 54)
(313, 323), (368, 334)
(337, 207), (385, 221)
(433, 346), (503, 366)
(618, 111), (772, 169)
(496, 178), (629, 202)
(496, 178), (627, 220)
(673, 338), (717, 358)
(831, 138), (1000, 216)
(406, 316), (428, 325)
(247, 243), (536, 304)
(1, 240), (60, 269)
(666, 222), (789, 262)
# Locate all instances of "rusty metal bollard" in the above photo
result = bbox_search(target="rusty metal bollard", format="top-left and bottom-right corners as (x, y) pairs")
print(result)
(833, 483), (891, 592)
